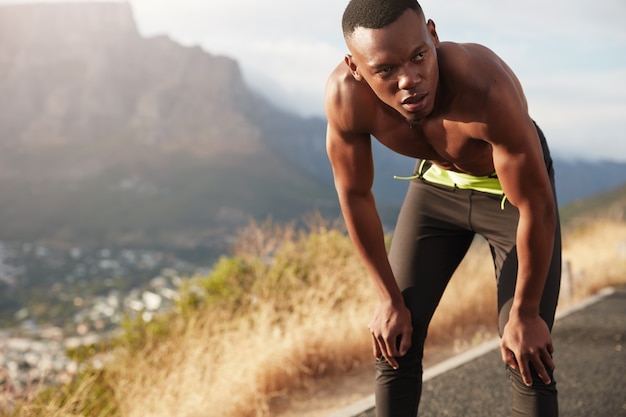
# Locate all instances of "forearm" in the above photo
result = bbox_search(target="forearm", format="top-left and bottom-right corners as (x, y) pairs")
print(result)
(338, 189), (414, 366)
(512, 207), (556, 316)
(338, 190), (403, 304)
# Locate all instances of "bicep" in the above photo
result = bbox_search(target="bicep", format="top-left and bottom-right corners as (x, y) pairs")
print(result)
(486, 84), (553, 211)
(324, 69), (376, 198)
(492, 135), (552, 212)
(326, 123), (374, 198)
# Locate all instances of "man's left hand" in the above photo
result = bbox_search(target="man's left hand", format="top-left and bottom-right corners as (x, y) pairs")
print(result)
(500, 313), (554, 386)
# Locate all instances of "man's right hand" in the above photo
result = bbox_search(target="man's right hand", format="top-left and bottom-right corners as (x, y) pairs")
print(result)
(368, 300), (413, 369)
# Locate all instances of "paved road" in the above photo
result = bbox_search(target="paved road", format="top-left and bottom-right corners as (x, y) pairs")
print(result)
(331, 286), (626, 417)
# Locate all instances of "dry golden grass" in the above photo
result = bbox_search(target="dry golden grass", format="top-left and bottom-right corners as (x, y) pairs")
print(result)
(6, 218), (626, 417)
(560, 219), (626, 302)
(94, 219), (377, 417)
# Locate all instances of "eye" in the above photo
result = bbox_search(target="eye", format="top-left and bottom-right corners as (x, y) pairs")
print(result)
(412, 52), (426, 62)
(376, 66), (394, 77)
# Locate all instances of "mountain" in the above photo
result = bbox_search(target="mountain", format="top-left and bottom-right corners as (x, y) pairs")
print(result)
(0, 2), (338, 251)
(0, 2), (624, 254)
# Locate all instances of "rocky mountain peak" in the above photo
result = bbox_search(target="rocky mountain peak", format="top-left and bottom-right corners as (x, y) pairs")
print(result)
(0, 1), (262, 154)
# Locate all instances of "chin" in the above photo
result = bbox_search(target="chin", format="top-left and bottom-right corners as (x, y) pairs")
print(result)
(407, 105), (434, 121)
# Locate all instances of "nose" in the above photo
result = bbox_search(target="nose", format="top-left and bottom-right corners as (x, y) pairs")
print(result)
(397, 64), (420, 90)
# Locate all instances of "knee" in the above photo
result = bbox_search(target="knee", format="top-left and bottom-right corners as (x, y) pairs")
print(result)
(375, 342), (424, 384)
(507, 364), (557, 393)
(374, 317), (428, 384)
(375, 356), (423, 395)
(507, 366), (558, 417)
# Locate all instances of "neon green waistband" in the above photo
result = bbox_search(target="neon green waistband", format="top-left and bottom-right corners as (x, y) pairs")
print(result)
(423, 164), (503, 195)
(394, 160), (504, 195)
(394, 161), (508, 209)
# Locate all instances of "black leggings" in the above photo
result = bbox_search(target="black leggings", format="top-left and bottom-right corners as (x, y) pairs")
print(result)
(376, 127), (561, 416)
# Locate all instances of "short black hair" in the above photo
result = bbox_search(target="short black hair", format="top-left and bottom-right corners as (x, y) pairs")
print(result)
(342, 0), (423, 38)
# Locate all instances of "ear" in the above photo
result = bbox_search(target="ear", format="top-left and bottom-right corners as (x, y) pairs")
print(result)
(344, 54), (363, 81)
(427, 19), (440, 47)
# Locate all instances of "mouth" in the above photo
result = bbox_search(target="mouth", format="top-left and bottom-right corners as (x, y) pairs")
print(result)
(401, 93), (428, 113)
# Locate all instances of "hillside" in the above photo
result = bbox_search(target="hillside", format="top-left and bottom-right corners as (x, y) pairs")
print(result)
(0, 3), (338, 251)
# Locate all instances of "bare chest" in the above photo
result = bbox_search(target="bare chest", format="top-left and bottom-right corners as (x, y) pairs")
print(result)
(371, 115), (495, 175)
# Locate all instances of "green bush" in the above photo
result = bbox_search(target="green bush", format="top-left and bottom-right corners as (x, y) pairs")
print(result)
(114, 311), (176, 352)
(176, 255), (261, 316)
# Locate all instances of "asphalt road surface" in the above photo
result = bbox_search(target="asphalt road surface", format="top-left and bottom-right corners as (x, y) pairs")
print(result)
(331, 286), (626, 417)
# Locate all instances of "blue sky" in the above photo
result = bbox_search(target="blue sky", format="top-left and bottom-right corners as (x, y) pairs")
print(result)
(3, 0), (626, 161)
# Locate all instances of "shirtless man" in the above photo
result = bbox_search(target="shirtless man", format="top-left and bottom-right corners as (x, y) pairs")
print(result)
(324, 1), (561, 416)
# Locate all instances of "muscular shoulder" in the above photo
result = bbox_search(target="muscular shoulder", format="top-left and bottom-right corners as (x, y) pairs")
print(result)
(324, 62), (377, 136)
(440, 42), (528, 110)
(440, 42), (508, 79)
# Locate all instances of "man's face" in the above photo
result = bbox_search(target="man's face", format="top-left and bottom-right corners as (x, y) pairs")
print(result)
(345, 9), (440, 122)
